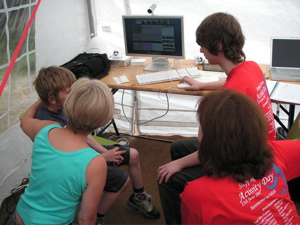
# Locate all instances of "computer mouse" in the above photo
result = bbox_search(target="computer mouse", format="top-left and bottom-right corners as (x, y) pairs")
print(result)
(177, 83), (190, 89)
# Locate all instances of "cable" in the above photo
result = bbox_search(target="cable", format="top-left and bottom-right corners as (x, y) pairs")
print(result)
(105, 132), (174, 143)
(115, 137), (129, 145)
(120, 89), (171, 126)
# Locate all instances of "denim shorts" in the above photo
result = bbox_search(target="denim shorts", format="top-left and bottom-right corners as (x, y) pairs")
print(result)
(103, 145), (130, 192)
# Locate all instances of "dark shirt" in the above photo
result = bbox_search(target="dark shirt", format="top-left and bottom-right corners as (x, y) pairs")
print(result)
(34, 104), (67, 127)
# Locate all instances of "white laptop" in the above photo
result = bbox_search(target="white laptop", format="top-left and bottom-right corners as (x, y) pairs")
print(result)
(270, 37), (300, 81)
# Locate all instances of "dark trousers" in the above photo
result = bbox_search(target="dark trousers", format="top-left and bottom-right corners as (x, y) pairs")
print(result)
(158, 138), (204, 225)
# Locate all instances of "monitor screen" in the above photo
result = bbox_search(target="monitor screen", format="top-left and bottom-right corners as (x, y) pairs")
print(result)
(271, 37), (300, 68)
(122, 15), (185, 71)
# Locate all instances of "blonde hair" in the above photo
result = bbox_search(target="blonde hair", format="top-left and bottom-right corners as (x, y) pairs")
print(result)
(64, 78), (114, 134)
(33, 66), (76, 106)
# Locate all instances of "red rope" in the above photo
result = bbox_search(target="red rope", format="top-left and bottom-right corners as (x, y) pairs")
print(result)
(0, 0), (41, 96)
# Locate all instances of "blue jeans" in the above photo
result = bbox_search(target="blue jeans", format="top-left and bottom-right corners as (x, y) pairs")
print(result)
(158, 138), (203, 225)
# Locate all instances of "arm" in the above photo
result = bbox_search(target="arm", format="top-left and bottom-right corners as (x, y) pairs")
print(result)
(78, 156), (107, 225)
(86, 135), (108, 153)
(20, 100), (58, 141)
(179, 76), (225, 91)
(157, 151), (200, 184)
(86, 135), (126, 165)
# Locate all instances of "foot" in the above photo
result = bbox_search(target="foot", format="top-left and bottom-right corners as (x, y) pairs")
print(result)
(95, 217), (104, 225)
(127, 193), (160, 219)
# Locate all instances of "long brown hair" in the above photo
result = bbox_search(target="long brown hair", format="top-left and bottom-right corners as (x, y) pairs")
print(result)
(196, 12), (246, 64)
(197, 89), (273, 183)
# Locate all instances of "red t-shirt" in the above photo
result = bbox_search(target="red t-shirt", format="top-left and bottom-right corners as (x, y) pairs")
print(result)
(180, 140), (300, 225)
(222, 61), (276, 140)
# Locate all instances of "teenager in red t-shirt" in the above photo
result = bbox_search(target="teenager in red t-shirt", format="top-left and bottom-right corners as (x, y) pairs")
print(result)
(157, 12), (276, 225)
(180, 89), (300, 225)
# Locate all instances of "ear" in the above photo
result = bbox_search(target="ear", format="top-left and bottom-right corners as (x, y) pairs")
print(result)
(48, 96), (57, 105)
(217, 42), (223, 52)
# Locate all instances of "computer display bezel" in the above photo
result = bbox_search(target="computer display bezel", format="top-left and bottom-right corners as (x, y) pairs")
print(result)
(122, 15), (185, 61)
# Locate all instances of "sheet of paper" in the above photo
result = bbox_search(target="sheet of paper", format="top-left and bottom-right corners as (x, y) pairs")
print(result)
(194, 71), (227, 83)
(271, 82), (300, 104)
(266, 80), (278, 95)
(113, 75), (129, 84)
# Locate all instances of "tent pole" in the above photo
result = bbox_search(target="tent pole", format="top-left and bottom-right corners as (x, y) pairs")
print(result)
(86, 0), (95, 38)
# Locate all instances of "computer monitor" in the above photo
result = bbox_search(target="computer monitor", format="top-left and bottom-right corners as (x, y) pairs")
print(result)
(122, 15), (185, 71)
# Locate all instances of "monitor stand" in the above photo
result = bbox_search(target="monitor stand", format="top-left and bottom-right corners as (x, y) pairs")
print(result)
(144, 57), (169, 72)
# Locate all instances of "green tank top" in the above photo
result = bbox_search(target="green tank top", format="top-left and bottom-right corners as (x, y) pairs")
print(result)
(17, 124), (100, 224)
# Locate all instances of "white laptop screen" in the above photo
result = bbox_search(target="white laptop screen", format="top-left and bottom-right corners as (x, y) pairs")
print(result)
(271, 38), (300, 68)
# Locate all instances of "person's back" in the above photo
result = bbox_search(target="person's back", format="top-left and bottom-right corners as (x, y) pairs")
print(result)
(180, 89), (300, 225)
(181, 140), (300, 224)
(16, 124), (99, 224)
(195, 12), (276, 140)
(157, 12), (277, 225)
(223, 61), (276, 140)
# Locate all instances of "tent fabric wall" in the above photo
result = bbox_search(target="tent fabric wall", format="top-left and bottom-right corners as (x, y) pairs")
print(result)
(0, 0), (92, 205)
(1, 0), (300, 205)
(0, 125), (32, 205)
(94, 0), (300, 135)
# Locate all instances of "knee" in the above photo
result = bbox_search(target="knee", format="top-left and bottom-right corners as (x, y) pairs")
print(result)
(170, 141), (180, 154)
(170, 140), (185, 160)
(129, 148), (140, 164)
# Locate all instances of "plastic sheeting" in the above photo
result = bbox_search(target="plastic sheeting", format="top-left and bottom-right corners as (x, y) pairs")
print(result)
(0, 125), (32, 205)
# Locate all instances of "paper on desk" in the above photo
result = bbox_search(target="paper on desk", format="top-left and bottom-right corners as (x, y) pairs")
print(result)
(266, 80), (277, 95)
(194, 71), (227, 82)
(271, 82), (300, 104)
(113, 75), (129, 84)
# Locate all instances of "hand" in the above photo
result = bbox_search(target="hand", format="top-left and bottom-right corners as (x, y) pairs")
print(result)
(101, 147), (126, 166)
(157, 160), (183, 184)
(179, 76), (205, 91)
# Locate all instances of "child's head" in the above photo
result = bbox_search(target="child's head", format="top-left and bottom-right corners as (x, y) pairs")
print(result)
(64, 78), (114, 134)
(196, 89), (273, 183)
(33, 66), (76, 107)
(196, 12), (246, 64)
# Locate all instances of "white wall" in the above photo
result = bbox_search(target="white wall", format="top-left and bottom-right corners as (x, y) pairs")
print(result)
(35, 0), (91, 68)
(91, 0), (300, 135)
(34, 0), (300, 69)
(33, 0), (300, 135)
(94, 0), (300, 64)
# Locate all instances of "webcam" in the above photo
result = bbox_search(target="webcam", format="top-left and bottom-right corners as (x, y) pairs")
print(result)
(147, 4), (156, 14)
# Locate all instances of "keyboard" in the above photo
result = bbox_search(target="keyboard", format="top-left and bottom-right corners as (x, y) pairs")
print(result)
(136, 67), (201, 85)
(276, 68), (300, 75)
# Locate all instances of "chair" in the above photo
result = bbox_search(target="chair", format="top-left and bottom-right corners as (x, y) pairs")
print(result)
(286, 112), (300, 140)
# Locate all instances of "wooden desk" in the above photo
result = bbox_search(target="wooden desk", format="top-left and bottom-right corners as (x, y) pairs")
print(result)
(101, 59), (298, 133)
(101, 59), (210, 96)
(262, 65), (300, 132)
